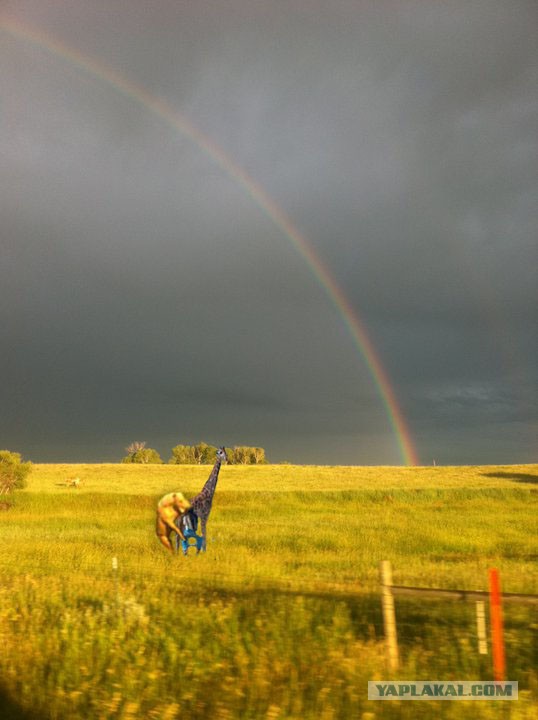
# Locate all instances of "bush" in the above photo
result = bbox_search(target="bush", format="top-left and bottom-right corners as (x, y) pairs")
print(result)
(169, 442), (216, 465)
(231, 446), (267, 464)
(169, 443), (267, 464)
(0, 450), (32, 495)
(122, 442), (162, 464)
(169, 445), (195, 464)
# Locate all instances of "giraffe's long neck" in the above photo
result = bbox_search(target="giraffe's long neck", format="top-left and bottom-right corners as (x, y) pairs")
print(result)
(191, 457), (222, 516)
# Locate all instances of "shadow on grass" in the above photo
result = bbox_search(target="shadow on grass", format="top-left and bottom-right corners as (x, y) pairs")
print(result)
(483, 471), (538, 484)
(0, 685), (45, 720)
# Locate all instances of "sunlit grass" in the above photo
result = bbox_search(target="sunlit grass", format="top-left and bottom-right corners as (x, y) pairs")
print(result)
(0, 463), (536, 718)
(27, 461), (538, 494)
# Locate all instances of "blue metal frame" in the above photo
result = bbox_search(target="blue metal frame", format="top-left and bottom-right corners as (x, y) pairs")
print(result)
(179, 527), (204, 555)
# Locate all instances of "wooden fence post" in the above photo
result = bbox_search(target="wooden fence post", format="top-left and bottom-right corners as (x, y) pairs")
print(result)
(489, 568), (506, 680)
(112, 556), (119, 610)
(475, 600), (488, 655)
(380, 560), (399, 672)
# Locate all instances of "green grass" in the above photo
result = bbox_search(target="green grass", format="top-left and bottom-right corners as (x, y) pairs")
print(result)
(0, 463), (536, 719)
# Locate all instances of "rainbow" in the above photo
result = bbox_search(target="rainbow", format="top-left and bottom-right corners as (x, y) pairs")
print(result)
(1, 18), (419, 465)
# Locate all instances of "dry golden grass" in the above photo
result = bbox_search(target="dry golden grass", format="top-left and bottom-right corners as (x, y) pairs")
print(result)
(0, 463), (535, 719)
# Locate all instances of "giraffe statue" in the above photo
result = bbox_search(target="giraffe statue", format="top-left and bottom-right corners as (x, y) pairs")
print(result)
(176, 446), (227, 553)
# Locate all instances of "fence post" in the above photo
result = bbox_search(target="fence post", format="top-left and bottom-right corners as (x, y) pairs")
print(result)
(489, 568), (505, 680)
(475, 600), (488, 655)
(112, 556), (119, 610)
(380, 560), (399, 672)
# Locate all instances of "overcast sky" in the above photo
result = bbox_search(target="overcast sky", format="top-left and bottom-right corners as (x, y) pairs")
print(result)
(1, 1), (537, 465)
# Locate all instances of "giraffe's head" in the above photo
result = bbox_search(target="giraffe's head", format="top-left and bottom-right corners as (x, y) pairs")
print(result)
(216, 446), (228, 463)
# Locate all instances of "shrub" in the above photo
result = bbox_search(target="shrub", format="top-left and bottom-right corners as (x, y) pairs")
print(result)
(231, 446), (267, 464)
(122, 442), (162, 464)
(169, 442), (216, 464)
(169, 445), (195, 464)
(0, 450), (32, 495)
(169, 443), (267, 464)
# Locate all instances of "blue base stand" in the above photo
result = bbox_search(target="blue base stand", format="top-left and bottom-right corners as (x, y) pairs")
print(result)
(179, 527), (204, 555)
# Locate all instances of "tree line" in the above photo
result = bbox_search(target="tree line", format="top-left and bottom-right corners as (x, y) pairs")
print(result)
(0, 442), (268, 504)
(122, 441), (267, 465)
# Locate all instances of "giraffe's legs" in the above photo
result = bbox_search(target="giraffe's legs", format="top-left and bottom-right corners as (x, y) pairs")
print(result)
(200, 517), (207, 553)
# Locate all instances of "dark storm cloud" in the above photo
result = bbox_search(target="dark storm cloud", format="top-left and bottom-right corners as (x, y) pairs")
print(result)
(1, 1), (536, 463)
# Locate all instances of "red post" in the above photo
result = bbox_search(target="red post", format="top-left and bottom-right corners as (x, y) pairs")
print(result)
(489, 568), (506, 681)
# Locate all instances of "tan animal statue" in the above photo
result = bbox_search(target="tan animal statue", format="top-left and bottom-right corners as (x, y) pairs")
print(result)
(155, 491), (191, 553)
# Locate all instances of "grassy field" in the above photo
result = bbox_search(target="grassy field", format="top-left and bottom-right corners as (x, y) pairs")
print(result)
(0, 463), (536, 719)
